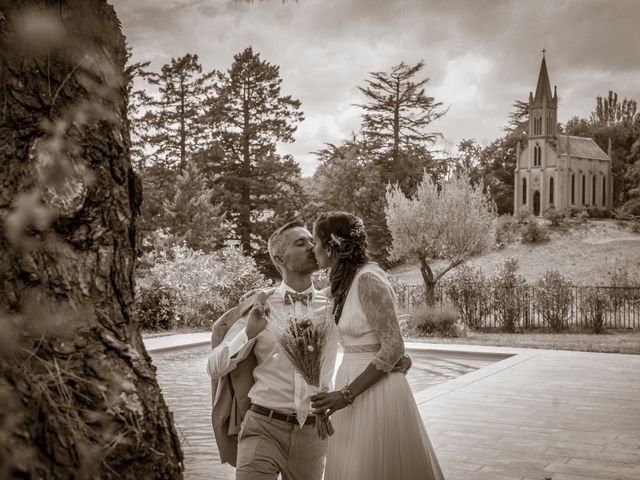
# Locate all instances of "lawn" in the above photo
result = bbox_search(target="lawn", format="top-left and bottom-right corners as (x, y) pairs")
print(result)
(407, 330), (640, 355)
(389, 219), (640, 285)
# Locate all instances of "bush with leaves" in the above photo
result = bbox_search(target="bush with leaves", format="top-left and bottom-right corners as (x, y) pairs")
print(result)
(514, 206), (531, 225)
(579, 287), (610, 333)
(543, 207), (563, 227)
(534, 270), (573, 331)
(495, 215), (520, 246)
(138, 244), (270, 328)
(406, 304), (461, 337)
(135, 281), (177, 331)
(491, 258), (528, 332)
(444, 265), (489, 329)
(390, 279), (427, 312)
(521, 220), (549, 243)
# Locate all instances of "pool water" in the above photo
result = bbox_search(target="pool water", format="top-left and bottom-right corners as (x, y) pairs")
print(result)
(152, 345), (492, 480)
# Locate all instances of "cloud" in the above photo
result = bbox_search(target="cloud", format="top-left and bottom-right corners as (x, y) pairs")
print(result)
(112, 0), (640, 176)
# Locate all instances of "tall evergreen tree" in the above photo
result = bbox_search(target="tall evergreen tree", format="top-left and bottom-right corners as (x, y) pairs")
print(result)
(124, 56), (155, 171)
(163, 162), (230, 253)
(146, 54), (211, 170)
(356, 61), (446, 186)
(204, 47), (305, 269)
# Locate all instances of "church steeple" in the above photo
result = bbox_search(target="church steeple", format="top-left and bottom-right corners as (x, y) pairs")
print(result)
(533, 53), (553, 104)
(528, 51), (558, 139)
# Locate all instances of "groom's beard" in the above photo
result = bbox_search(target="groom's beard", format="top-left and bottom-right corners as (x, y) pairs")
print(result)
(291, 255), (319, 274)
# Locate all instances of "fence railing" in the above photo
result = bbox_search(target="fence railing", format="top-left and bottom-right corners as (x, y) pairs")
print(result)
(393, 283), (640, 330)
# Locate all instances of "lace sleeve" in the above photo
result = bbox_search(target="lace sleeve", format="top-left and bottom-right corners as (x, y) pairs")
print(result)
(357, 272), (405, 372)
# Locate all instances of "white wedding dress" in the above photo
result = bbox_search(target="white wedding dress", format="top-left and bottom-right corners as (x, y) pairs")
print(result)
(324, 263), (444, 480)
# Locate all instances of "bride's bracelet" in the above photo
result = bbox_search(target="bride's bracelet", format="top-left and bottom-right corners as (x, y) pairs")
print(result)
(340, 385), (355, 405)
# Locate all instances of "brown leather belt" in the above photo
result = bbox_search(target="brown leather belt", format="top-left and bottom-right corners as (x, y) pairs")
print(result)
(248, 403), (316, 426)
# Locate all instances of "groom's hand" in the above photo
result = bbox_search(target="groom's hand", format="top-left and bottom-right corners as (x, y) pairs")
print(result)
(245, 291), (270, 339)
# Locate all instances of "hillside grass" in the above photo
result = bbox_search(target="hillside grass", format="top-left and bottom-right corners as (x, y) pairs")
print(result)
(389, 219), (640, 286)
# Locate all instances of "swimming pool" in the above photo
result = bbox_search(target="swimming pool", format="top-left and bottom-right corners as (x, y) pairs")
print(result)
(151, 345), (496, 480)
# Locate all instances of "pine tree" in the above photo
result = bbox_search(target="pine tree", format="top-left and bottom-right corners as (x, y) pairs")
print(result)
(203, 47), (305, 270)
(356, 61), (446, 185)
(146, 54), (212, 170)
(124, 54), (155, 171)
(163, 162), (230, 253)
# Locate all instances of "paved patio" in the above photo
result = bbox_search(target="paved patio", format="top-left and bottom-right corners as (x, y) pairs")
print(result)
(416, 347), (640, 480)
(144, 335), (640, 479)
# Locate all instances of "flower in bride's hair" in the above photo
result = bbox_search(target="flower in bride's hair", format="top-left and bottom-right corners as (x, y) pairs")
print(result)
(349, 217), (365, 239)
(328, 233), (344, 248)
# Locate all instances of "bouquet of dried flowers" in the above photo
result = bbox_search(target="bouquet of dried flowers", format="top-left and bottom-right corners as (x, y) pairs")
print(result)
(270, 307), (335, 439)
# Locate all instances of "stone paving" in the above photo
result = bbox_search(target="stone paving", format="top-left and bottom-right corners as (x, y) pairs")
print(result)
(417, 347), (640, 480)
(144, 336), (640, 480)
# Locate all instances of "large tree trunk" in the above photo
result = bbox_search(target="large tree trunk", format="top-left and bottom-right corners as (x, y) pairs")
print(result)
(0, 2), (183, 478)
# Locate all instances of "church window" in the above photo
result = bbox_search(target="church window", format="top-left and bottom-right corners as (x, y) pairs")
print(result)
(592, 175), (596, 205)
(571, 174), (575, 204)
(522, 178), (527, 204)
(602, 177), (606, 206)
(549, 177), (554, 204)
(533, 144), (541, 166)
(582, 175), (586, 205)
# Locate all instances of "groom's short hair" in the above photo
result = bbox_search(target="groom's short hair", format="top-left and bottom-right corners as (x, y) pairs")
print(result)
(268, 221), (304, 274)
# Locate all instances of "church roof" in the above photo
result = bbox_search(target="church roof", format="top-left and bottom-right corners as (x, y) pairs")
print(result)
(533, 56), (554, 103)
(558, 135), (610, 161)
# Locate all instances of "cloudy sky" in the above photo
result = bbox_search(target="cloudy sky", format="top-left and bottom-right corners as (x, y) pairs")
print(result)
(112, 0), (640, 176)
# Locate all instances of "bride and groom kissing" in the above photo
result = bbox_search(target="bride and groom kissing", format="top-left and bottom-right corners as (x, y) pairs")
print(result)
(207, 212), (444, 480)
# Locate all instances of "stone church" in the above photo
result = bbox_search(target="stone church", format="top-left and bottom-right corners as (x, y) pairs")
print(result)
(513, 55), (613, 216)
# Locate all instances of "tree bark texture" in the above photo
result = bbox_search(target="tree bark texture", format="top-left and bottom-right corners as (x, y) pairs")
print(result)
(0, 1), (183, 478)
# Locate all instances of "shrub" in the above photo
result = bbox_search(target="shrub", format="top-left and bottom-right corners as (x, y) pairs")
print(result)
(579, 287), (610, 334)
(444, 265), (489, 329)
(543, 207), (563, 227)
(135, 281), (176, 331)
(608, 266), (640, 309)
(514, 206), (531, 225)
(491, 258), (528, 332)
(495, 215), (520, 246)
(586, 207), (610, 219)
(534, 270), (573, 331)
(521, 221), (549, 243)
(138, 244), (269, 329)
(390, 279), (426, 312)
(407, 304), (461, 337)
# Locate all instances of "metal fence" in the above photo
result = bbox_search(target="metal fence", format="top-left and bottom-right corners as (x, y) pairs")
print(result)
(393, 283), (640, 330)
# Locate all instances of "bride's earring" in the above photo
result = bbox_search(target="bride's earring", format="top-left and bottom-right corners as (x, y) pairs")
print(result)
(326, 249), (332, 257)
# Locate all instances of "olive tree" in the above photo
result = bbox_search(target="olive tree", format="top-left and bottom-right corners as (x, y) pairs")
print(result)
(385, 171), (497, 303)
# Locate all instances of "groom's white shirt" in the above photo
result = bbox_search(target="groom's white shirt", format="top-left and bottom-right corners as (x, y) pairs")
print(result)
(207, 282), (337, 413)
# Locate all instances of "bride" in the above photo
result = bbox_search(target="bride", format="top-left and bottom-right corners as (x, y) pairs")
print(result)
(310, 211), (444, 480)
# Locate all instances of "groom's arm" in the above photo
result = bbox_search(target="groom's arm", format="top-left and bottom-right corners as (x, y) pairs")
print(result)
(207, 316), (257, 379)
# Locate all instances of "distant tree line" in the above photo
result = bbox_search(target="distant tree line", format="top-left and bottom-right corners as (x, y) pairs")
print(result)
(127, 47), (640, 278)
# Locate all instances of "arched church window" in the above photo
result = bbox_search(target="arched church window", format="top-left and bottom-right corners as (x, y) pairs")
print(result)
(522, 178), (527, 204)
(602, 177), (606, 206)
(571, 174), (575, 204)
(533, 144), (541, 166)
(549, 177), (554, 204)
(592, 175), (596, 205)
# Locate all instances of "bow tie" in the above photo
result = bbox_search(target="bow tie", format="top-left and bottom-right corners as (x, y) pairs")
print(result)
(284, 291), (313, 306)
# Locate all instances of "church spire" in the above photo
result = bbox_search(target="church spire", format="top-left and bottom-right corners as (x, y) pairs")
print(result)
(534, 53), (553, 104)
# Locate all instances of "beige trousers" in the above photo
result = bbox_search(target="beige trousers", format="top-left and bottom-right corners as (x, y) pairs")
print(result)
(236, 410), (327, 480)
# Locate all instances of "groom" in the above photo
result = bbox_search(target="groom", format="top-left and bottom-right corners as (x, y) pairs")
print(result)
(207, 221), (337, 480)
